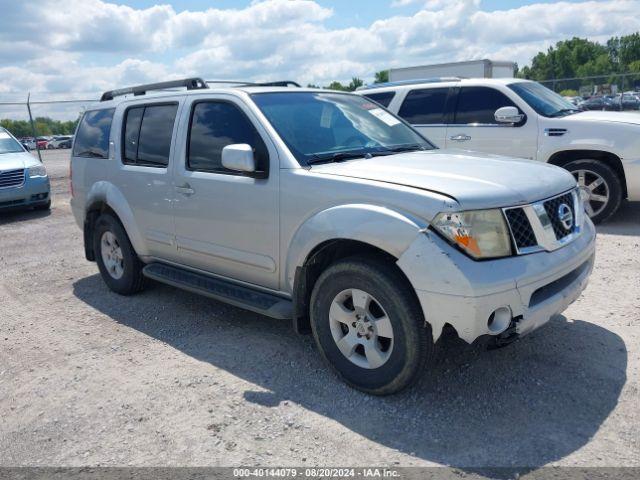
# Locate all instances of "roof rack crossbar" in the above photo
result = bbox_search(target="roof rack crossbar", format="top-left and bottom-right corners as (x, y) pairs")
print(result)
(100, 77), (209, 102)
(357, 77), (463, 91)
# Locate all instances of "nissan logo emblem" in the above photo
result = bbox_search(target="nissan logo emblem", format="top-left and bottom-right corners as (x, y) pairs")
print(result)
(557, 203), (574, 231)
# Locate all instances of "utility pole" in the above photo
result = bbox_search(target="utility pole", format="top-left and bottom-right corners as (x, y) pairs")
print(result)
(26, 92), (43, 163)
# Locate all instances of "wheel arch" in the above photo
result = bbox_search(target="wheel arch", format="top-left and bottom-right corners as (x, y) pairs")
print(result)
(83, 182), (147, 261)
(286, 204), (428, 334)
(547, 149), (627, 198)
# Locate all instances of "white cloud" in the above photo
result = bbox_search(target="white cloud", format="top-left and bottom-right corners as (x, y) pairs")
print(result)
(0, 0), (639, 111)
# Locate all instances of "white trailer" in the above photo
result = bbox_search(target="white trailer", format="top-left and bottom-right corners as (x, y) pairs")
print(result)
(389, 59), (515, 81)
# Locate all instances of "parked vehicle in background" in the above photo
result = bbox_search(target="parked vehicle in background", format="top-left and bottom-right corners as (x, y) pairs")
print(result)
(578, 96), (619, 111)
(358, 78), (640, 223)
(36, 137), (50, 149)
(70, 78), (595, 394)
(57, 137), (73, 149)
(19, 137), (36, 150)
(563, 96), (583, 107)
(47, 135), (73, 149)
(0, 128), (50, 211)
(621, 93), (640, 110)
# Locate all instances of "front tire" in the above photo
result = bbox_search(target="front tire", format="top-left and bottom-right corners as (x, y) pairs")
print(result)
(564, 159), (623, 224)
(310, 256), (433, 395)
(93, 214), (145, 295)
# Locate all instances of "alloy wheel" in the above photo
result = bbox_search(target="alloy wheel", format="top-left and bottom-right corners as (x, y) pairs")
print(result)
(328, 288), (394, 369)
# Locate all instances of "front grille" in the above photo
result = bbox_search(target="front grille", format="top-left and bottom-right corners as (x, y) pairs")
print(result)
(543, 192), (575, 240)
(0, 169), (25, 189)
(505, 208), (537, 250)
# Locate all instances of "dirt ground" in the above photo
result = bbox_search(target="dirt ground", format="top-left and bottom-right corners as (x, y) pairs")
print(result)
(0, 150), (638, 470)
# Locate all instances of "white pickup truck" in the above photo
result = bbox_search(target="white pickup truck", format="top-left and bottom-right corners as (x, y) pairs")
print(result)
(359, 78), (640, 223)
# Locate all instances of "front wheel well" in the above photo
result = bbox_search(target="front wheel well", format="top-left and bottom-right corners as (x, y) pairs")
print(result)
(292, 239), (414, 335)
(547, 150), (627, 198)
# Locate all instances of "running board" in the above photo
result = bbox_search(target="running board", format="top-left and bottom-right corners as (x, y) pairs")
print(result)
(142, 263), (293, 320)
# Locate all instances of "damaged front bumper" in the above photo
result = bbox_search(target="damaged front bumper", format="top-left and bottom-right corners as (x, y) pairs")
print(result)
(397, 217), (596, 344)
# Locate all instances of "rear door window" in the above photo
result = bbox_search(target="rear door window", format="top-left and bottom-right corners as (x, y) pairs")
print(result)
(73, 109), (115, 158)
(122, 103), (178, 167)
(398, 88), (450, 125)
(453, 87), (517, 124)
(362, 91), (396, 108)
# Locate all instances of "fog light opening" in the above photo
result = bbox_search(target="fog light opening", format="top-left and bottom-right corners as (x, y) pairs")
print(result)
(488, 306), (512, 334)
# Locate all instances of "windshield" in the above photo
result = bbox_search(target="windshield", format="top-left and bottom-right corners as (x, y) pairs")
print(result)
(508, 81), (579, 117)
(0, 130), (25, 154)
(251, 92), (434, 165)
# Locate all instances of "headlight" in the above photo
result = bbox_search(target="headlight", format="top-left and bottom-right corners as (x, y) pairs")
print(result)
(432, 209), (513, 259)
(28, 165), (47, 178)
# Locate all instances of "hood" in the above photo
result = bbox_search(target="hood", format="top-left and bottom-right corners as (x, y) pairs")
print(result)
(570, 110), (640, 126)
(0, 151), (39, 171)
(310, 150), (576, 210)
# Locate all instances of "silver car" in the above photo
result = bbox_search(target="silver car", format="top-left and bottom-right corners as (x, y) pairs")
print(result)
(0, 128), (50, 211)
(70, 79), (596, 395)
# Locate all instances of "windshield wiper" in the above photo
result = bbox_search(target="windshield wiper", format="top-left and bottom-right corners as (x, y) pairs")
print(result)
(307, 151), (368, 165)
(377, 143), (427, 154)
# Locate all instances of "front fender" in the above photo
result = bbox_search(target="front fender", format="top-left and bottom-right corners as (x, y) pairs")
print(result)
(86, 181), (149, 257)
(284, 203), (429, 292)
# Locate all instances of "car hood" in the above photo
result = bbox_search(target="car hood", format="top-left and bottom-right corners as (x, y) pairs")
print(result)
(0, 151), (39, 171)
(570, 110), (640, 125)
(310, 149), (576, 210)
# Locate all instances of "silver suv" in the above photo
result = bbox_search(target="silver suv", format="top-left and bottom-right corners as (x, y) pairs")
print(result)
(70, 78), (596, 394)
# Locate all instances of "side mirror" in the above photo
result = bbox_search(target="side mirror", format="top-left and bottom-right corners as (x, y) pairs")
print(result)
(494, 106), (524, 124)
(221, 144), (256, 173)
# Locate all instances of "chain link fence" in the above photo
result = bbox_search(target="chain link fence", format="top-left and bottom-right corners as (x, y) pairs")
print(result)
(0, 93), (98, 161)
(538, 72), (640, 98)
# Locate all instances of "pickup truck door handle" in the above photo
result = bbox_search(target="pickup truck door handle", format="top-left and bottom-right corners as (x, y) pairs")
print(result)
(450, 134), (471, 142)
(175, 183), (195, 196)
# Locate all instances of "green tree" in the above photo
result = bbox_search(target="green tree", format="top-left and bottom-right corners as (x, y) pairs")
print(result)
(374, 70), (389, 83)
(347, 77), (364, 91)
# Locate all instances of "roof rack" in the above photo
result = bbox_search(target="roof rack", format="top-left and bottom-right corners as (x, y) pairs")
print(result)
(100, 78), (209, 102)
(205, 80), (301, 88)
(357, 77), (463, 91)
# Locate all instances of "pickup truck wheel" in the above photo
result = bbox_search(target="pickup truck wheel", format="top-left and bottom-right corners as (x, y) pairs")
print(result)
(310, 256), (432, 395)
(564, 159), (622, 224)
(93, 214), (145, 295)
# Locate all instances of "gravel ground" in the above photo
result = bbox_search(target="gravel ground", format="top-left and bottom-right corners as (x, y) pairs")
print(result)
(0, 150), (638, 471)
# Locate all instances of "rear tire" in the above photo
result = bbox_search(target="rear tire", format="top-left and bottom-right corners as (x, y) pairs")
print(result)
(310, 255), (433, 395)
(563, 159), (622, 224)
(93, 214), (146, 295)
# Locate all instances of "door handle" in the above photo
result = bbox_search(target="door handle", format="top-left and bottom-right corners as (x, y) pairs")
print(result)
(175, 183), (195, 196)
(450, 134), (471, 142)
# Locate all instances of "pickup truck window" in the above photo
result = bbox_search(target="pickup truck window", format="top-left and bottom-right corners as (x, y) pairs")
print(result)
(187, 101), (268, 174)
(252, 92), (433, 166)
(122, 103), (178, 167)
(453, 87), (518, 125)
(398, 88), (449, 125)
(73, 108), (115, 159)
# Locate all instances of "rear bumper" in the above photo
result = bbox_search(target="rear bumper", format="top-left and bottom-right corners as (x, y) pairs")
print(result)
(0, 176), (50, 210)
(398, 218), (596, 343)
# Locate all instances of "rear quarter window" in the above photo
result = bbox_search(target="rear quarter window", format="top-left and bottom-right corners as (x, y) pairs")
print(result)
(362, 91), (396, 108)
(73, 109), (115, 159)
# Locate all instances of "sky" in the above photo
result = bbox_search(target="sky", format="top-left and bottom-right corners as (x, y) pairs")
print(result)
(1, 0), (639, 111)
